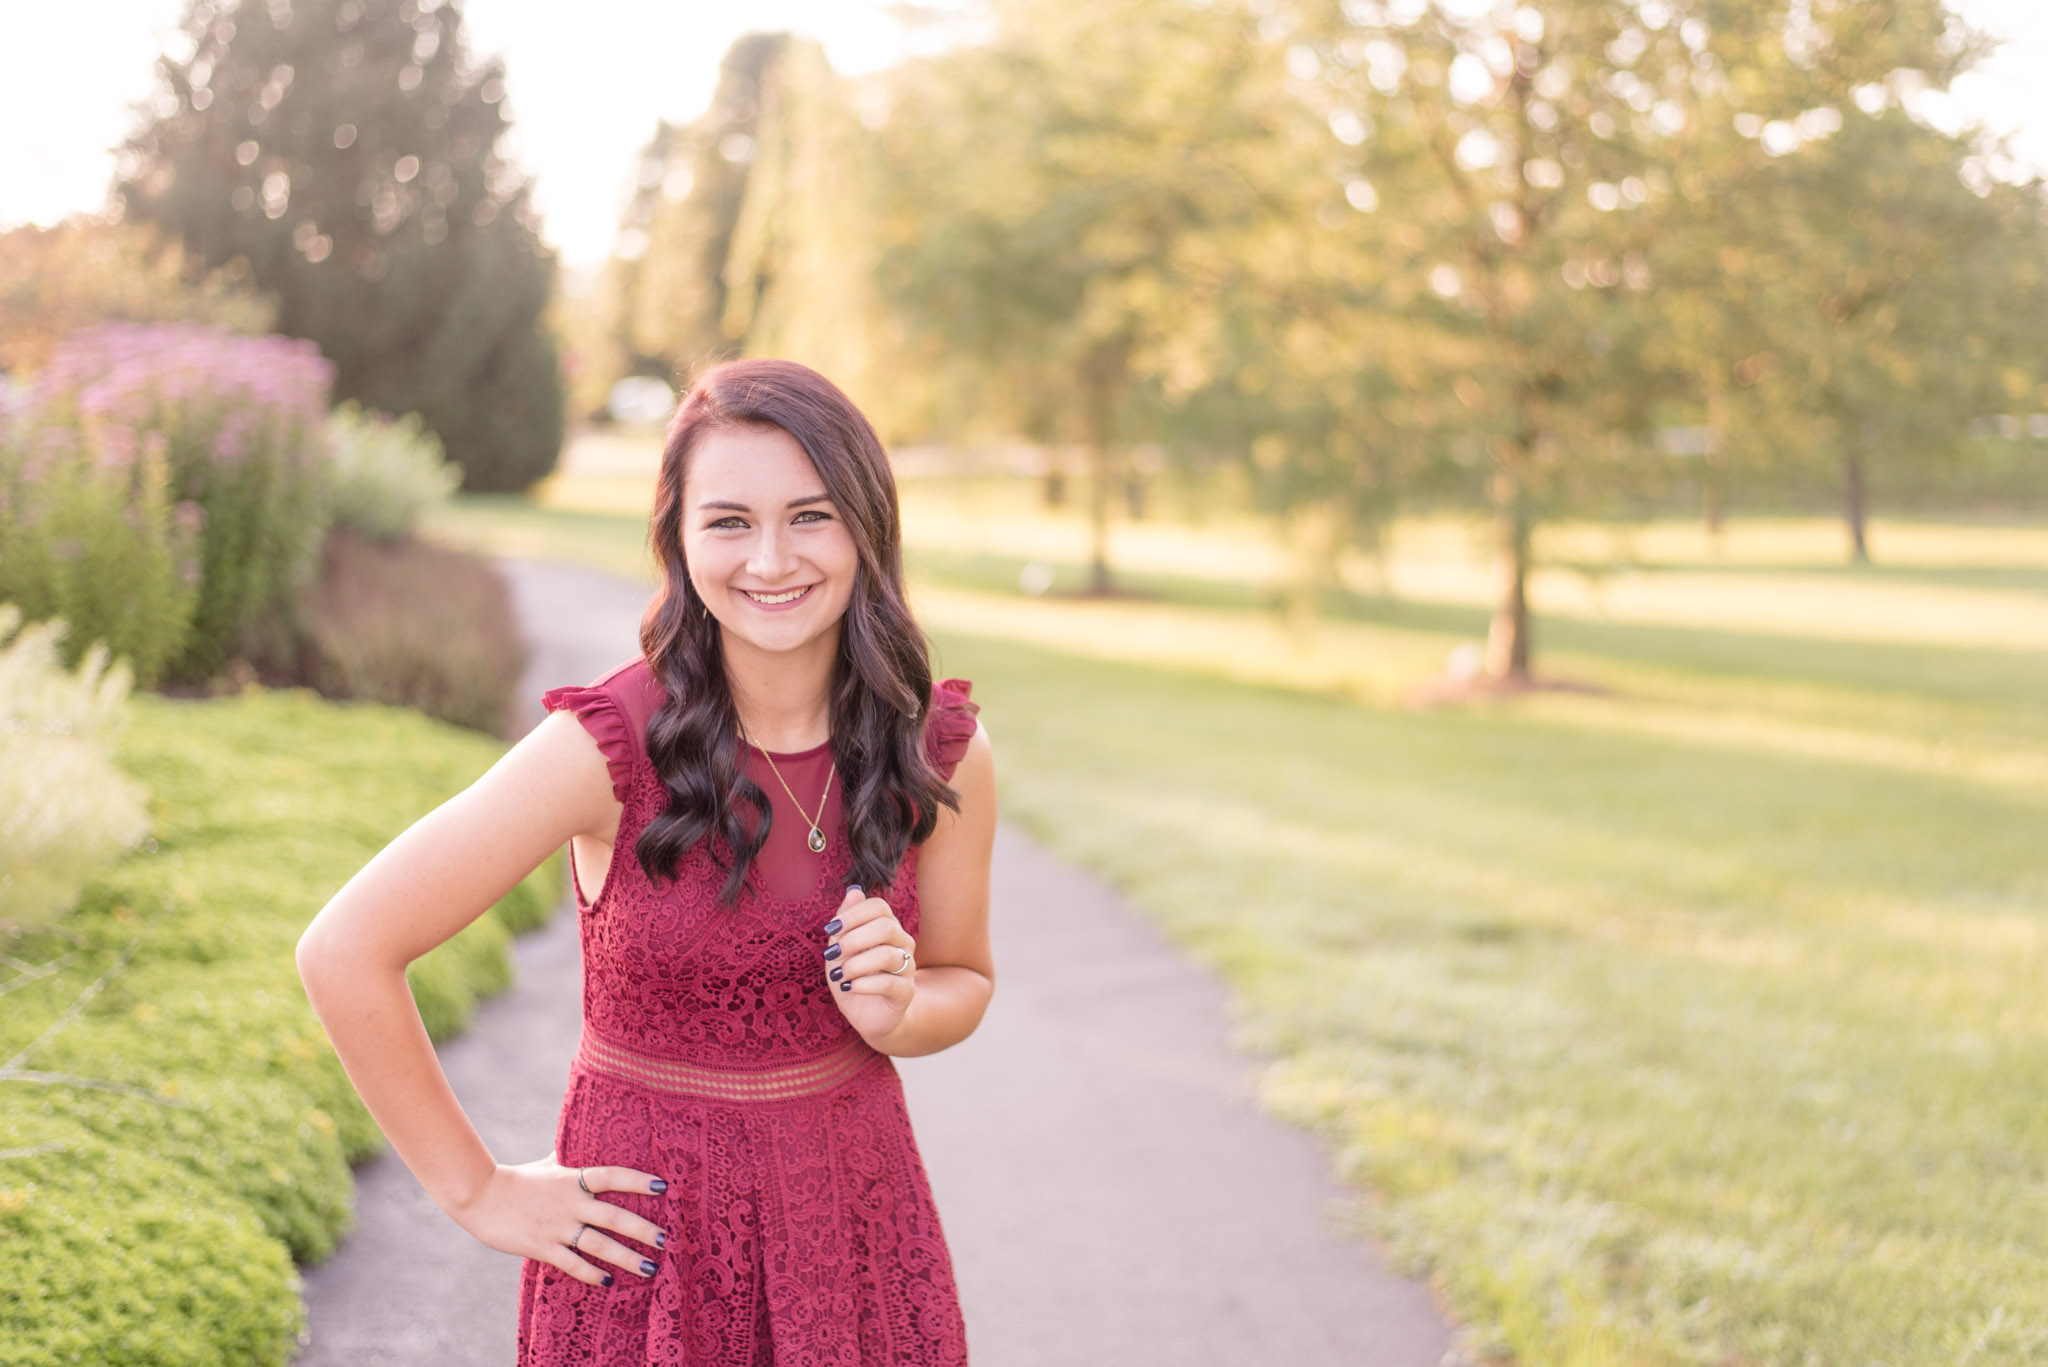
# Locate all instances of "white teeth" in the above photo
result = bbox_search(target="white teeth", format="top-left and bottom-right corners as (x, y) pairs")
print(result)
(744, 586), (811, 604)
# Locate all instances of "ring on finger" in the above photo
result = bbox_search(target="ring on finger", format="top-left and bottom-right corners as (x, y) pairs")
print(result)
(887, 945), (913, 975)
(578, 1168), (593, 1195)
(568, 1222), (588, 1252)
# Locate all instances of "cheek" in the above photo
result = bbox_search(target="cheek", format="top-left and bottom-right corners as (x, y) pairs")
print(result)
(821, 530), (861, 582)
(683, 543), (740, 598)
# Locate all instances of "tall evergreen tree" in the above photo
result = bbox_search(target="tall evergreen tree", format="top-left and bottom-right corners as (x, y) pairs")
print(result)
(118, 0), (564, 492)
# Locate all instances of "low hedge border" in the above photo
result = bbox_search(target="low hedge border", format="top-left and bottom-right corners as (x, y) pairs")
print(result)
(0, 687), (565, 1366)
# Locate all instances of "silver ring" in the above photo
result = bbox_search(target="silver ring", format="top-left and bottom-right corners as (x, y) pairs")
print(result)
(887, 946), (913, 975)
(568, 1222), (588, 1252)
(578, 1168), (592, 1195)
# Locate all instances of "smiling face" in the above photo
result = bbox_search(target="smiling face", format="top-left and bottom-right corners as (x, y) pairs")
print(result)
(681, 422), (860, 664)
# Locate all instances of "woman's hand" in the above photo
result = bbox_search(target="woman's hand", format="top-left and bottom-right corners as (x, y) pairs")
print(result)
(450, 1150), (672, 1287)
(822, 884), (917, 1041)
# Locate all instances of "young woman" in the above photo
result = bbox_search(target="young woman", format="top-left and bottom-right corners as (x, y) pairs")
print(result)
(297, 358), (996, 1365)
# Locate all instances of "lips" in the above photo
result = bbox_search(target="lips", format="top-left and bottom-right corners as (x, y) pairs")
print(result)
(741, 584), (815, 606)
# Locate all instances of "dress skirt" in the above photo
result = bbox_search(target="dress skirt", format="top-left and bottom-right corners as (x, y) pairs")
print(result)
(516, 1027), (971, 1366)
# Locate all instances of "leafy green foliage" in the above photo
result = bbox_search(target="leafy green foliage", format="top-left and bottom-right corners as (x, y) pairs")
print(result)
(323, 400), (460, 543)
(118, 0), (565, 492)
(878, 0), (1303, 591)
(600, 34), (789, 384)
(0, 689), (564, 1365)
(0, 415), (202, 689)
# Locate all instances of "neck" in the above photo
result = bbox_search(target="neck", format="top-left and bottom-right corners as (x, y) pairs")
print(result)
(722, 621), (839, 753)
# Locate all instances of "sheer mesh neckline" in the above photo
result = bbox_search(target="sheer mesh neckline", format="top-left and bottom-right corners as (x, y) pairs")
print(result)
(743, 738), (831, 761)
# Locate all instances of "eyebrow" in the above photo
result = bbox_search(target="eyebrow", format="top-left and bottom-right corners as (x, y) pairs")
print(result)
(695, 494), (832, 513)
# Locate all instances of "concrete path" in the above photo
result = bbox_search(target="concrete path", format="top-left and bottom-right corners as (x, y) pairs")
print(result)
(294, 557), (1454, 1366)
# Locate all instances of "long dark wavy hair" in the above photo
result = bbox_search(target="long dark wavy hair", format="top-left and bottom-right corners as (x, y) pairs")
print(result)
(634, 358), (959, 905)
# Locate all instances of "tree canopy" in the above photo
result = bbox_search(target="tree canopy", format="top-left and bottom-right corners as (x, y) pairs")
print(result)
(580, 0), (2048, 673)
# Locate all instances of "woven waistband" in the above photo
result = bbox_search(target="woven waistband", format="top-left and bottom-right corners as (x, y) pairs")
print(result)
(574, 1027), (886, 1103)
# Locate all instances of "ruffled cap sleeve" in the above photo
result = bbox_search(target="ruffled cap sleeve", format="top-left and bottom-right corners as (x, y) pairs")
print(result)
(922, 677), (980, 782)
(541, 664), (645, 804)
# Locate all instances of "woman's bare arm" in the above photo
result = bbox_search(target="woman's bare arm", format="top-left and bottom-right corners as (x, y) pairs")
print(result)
(294, 709), (621, 1218)
(858, 720), (997, 1057)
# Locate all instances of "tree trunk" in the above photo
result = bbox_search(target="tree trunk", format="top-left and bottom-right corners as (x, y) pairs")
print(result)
(1283, 498), (1348, 645)
(1843, 442), (1869, 563)
(1702, 385), (1729, 547)
(1702, 453), (1726, 544)
(1482, 464), (1531, 683)
(1078, 344), (1127, 597)
(1086, 439), (1114, 595)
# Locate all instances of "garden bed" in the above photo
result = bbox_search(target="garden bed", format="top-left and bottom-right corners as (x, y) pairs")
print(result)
(0, 688), (563, 1367)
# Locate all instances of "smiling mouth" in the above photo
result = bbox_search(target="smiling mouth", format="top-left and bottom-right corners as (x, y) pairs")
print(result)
(741, 584), (815, 605)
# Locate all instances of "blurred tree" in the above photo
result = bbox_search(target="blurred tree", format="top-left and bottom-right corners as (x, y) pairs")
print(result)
(1290, 0), (1692, 681)
(588, 35), (902, 428)
(1636, 0), (2045, 561)
(1287, 0), (2021, 677)
(720, 42), (902, 425)
(0, 217), (273, 376)
(1718, 112), (2046, 561)
(878, 0), (1300, 595)
(1159, 160), (1452, 634)
(117, 0), (564, 492)
(596, 34), (788, 396)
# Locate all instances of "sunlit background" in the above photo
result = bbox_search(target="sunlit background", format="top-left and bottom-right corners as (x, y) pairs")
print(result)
(6, 2), (2048, 1364)
(1, 0), (947, 265)
(7, 0), (2048, 266)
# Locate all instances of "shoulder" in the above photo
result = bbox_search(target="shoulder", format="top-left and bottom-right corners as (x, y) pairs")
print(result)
(601, 656), (671, 733)
(539, 655), (671, 802)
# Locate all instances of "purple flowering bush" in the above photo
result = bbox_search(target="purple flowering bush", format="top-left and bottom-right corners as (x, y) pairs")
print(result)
(3, 323), (334, 684)
(0, 390), (203, 687)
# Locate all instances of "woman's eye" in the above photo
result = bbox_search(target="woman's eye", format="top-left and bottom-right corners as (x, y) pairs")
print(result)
(710, 517), (746, 530)
(794, 510), (831, 524)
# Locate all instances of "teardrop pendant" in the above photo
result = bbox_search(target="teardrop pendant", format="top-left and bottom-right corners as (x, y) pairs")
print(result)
(807, 826), (827, 854)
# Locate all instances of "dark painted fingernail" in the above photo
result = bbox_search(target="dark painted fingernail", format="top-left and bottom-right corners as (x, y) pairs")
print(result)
(839, 980), (852, 991)
(822, 918), (843, 935)
(602, 1273), (614, 1287)
(846, 884), (863, 897)
(655, 1230), (666, 1250)
(824, 944), (841, 960)
(829, 965), (844, 982)
(648, 1178), (668, 1194)
(640, 1259), (657, 1276)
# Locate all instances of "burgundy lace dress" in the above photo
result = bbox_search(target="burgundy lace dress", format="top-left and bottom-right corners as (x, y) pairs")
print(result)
(517, 657), (980, 1366)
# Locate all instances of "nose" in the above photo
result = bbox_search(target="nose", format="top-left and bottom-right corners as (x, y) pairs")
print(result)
(746, 521), (800, 583)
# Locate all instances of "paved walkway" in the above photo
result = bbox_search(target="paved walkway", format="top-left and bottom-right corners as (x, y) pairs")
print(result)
(295, 557), (1454, 1366)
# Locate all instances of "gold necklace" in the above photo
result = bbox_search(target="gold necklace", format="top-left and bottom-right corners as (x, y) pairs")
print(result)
(740, 723), (836, 853)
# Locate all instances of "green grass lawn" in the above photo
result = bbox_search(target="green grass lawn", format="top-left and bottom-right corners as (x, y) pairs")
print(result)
(0, 689), (562, 1367)
(428, 487), (2048, 1366)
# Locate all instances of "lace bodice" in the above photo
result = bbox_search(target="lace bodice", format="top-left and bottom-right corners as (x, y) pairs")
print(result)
(539, 661), (981, 1068)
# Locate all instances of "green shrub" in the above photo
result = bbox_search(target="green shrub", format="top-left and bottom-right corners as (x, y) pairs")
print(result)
(290, 529), (529, 737)
(0, 605), (152, 927)
(0, 688), (565, 1365)
(324, 402), (463, 543)
(0, 413), (202, 688)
